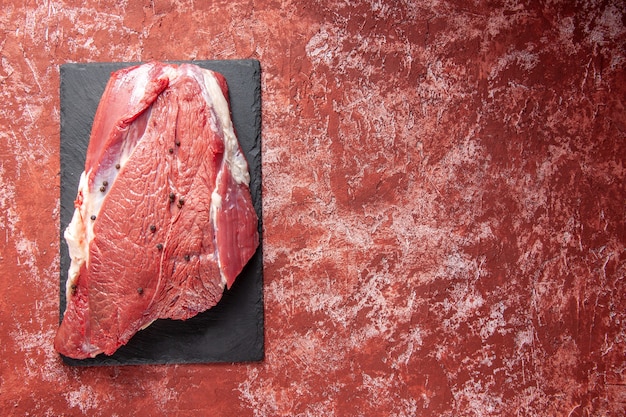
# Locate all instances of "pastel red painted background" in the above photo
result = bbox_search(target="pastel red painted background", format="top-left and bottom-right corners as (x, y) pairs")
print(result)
(1, 1), (625, 416)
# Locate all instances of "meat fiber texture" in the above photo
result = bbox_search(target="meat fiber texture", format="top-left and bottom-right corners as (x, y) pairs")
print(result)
(54, 62), (259, 359)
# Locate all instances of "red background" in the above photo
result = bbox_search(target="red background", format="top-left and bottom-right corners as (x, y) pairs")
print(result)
(1, 1), (625, 415)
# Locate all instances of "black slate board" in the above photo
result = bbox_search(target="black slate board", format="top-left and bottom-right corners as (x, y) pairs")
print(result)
(59, 60), (263, 366)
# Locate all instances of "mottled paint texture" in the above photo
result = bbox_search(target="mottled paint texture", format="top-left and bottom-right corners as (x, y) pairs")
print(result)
(1, 0), (625, 416)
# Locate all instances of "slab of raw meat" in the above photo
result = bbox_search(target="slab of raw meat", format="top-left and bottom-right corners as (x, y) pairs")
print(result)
(54, 62), (259, 359)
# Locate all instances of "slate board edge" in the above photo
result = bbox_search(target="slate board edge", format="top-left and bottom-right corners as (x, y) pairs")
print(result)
(58, 60), (264, 366)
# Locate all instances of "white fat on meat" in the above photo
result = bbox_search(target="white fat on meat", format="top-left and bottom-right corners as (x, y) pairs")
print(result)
(64, 172), (90, 296)
(179, 64), (250, 187)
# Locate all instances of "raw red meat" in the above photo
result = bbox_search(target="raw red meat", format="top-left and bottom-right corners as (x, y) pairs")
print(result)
(54, 62), (259, 359)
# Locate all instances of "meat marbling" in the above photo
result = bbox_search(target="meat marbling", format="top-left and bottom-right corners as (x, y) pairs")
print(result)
(54, 62), (259, 359)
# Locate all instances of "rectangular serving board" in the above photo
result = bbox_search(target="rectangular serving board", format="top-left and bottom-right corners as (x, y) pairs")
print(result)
(59, 60), (263, 366)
